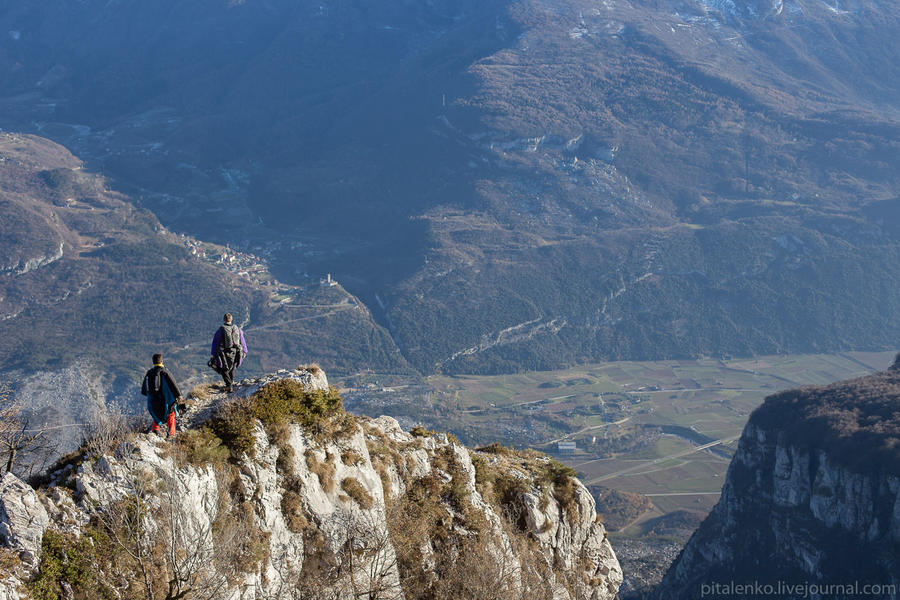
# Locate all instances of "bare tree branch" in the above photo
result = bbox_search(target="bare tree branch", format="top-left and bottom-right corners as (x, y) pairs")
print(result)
(0, 385), (58, 478)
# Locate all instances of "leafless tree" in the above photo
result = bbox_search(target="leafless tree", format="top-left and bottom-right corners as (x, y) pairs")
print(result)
(384, 488), (554, 600)
(330, 509), (403, 600)
(250, 502), (406, 600)
(283, 508), (402, 600)
(96, 463), (160, 600)
(96, 450), (246, 600)
(80, 402), (143, 457)
(156, 465), (235, 600)
(0, 387), (57, 477)
(428, 532), (526, 600)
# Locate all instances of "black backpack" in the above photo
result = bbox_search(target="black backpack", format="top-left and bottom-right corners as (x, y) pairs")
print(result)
(219, 324), (241, 351)
(147, 368), (163, 395)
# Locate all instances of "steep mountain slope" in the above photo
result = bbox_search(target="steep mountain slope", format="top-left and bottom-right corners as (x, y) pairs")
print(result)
(0, 133), (257, 374)
(382, 0), (900, 372)
(652, 356), (900, 598)
(0, 0), (898, 374)
(0, 369), (622, 600)
(0, 133), (408, 439)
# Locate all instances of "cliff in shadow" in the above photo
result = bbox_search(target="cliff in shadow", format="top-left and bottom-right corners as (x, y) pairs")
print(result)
(653, 355), (900, 599)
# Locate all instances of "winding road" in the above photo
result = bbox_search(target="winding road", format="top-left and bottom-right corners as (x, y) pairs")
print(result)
(582, 435), (741, 485)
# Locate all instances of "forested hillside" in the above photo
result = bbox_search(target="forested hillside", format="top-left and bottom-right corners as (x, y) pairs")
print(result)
(0, 0), (897, 375)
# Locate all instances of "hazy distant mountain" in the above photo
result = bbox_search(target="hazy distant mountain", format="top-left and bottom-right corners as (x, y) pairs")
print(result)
(0, 0), (898, 375)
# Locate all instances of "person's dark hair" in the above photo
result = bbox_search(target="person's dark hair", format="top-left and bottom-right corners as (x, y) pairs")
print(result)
(223, 313), (233, 324)
(152, 353), (163, 365)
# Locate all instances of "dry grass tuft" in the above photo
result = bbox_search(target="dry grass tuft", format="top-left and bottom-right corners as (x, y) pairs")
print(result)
(281, 489), (309, 532)
(340, 477), (374, 509)
(188, 383), (218, 402)
(340, 448), (364, 466)
(306, 450), (336, 493)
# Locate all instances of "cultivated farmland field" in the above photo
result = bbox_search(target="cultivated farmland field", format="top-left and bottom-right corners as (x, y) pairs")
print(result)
(440, 352), (896, 528)
(347, 351), (895, 531)
(340, 351), (896, 597)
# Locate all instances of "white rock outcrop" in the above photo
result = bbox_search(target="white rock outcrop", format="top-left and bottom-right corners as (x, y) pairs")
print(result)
(0, 368), (621, 600)
(0, 473), (48, 572)
(0, 473), (49, 600)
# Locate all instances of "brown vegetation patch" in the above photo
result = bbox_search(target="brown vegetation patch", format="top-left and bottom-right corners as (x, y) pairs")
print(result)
(0, 546), (21, 574)
(410, 425), (436, 437)
(299, 363), (321, 375)
(340, 477), (374, 509)
(306, 449), (336, 493)
(281, 489), (309, 533)
(340, 448), (364, 466)
(386, 472), (557, 600)
(187, 383), (217, 402)
(475, 443), (582, 530)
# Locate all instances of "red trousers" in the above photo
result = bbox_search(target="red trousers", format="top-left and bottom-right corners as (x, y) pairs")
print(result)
(151, 411), (176, 436)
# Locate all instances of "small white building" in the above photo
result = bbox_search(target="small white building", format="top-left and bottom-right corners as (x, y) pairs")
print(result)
(557, 441), (577, 454)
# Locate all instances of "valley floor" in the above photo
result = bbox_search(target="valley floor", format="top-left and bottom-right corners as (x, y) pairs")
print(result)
(339, 350), (897, 596)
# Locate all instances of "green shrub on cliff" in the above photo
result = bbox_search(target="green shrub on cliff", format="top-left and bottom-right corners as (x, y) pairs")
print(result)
(211, 380), (354, 458)
(27, 529), (116, 600)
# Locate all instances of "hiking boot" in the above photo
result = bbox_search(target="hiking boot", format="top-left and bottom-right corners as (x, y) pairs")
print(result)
(226, 385), (234, 393)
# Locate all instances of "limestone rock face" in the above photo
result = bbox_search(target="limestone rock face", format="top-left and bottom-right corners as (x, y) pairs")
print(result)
(0, 368), (621, 600)
(237, 366), (330, 397)
(653, 368), (900, 599)
(0, 473), (48, 572)
(365, 418), (623, 600)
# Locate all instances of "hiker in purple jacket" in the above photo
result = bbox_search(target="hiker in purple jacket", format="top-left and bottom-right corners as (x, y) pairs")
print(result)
(210, 313), (248, 393)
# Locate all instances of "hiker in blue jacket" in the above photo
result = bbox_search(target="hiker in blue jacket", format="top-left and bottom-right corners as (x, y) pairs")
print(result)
(210, 313), (248, 393)
(141, 353), (182, 437)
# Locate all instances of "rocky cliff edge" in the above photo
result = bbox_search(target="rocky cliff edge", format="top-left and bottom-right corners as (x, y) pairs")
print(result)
(653, 357), (900, 599)
(0, 367), (621, 600)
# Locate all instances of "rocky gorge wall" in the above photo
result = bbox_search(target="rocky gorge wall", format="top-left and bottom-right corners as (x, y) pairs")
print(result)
(0, 367), (621, 600)
(653, 360), (900, 599)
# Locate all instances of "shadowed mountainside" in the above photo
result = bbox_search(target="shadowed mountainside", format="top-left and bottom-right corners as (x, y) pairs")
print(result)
(0, 132), (408, 385)
(0, 0), (898, 374)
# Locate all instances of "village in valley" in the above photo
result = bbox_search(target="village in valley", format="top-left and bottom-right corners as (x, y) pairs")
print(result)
(179, 234), (339, 307)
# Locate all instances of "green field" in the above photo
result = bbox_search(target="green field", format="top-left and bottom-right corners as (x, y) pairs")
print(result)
(424, 351), (896, 532)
